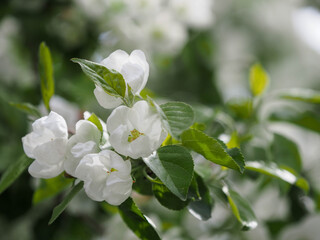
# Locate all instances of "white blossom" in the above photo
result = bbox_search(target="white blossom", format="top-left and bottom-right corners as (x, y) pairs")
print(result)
(107, 101), (167, 159)
(22, 111), (68, 178)
(64, 119), (101, 177)
(75, 150), (132, 205)
(94, 49), (149, 109)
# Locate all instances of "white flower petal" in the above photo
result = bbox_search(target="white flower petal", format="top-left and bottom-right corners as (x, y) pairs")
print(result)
(107, 101), (166, 159)
(107, 106), (130, 133)
(28, 160), (64, 179)
(33, 138), (67, 165)
(121, 63), (144, 94)
(75, 150), (132, 205)
(64, 120), (101, 176)
(93, 86), (122, 109)
(101, 49), (129, 72)
(32, 111), (68, 139)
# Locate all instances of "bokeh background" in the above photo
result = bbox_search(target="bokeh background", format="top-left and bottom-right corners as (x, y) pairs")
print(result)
(1, 0), (320, 239)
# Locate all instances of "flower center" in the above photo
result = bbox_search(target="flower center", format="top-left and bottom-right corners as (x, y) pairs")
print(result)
(128, 129), (144, 142)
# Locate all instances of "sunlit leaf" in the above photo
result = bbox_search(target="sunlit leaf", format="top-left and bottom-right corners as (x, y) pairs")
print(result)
(72, 58), (126, 99)
(245, 161), (309, 193)
(118, 197), (161, 240)
(181, 129), (245, 173)
(87, 113), (103, 132)
(159, 102), (195, 139)
(143, 145), (194, 201)
(249, 63), (269, 96)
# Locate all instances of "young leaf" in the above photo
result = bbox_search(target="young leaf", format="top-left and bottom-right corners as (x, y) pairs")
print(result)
(143, 145), (194, 201)
(33, 174), (73, 205)
(227, 99), (253, 119)
(87, 113), (103, 132)
(159, 102), (195, 139)
(245, 161), (309, 193)
(152, 183), (189, 210)
(222, 184), (258, 231)
(249, 63), (269, 96)
(0, 155), (33, 195)
(277, 88), (320, 104)
(188, 173), (213, 221)
(39, 42), (54, 111)
(118, 197), (161, 240)
(71, 58), (126, 98)
(9, 102), (42, 118)
(48, 181), (83, 224)
(181, 129), (245, 173)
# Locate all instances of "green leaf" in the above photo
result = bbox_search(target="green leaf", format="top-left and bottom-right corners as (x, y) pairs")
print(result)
(271, 134), (302, 172)
(249, 63), (269, 96)
(87, 113), (103, 132)
(159, 102), (195, 139)
(72, 58), (126, 99)
(270, 110), (320, 134)
(49, 181), (83, 224)
(153, 183), (189, 210)
(33, 174), (73, 204)
(245, 161), (309, 193)
(181, 129), (245, 173)
(227, 99), (253, 119)
(39, 42), (54, 111)
(0, 155), (33, 195)
(143, 145), (194, 201)
(132, 167), (153, 196)
(9, 102), (42, 118)
(188, 173), (213, 221)
(187, 175), (201, 201)
(118, 197), (161, 240)
(222, 184), (258, 231)
(277, 88), (320, 104)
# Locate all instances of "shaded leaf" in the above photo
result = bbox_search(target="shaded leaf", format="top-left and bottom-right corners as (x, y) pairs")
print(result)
(270, 110), (320, 134)
(49, 181), (83, 224)
(33, 174), (73, 204)
(271, 134), (302, 172)
(143, 145), (194, 201)
(249, 63), (269, 96)
(222, 184), (258, 231)
(9, 102), (42, 118)
(39, 42), (54, 111)
(118, 197), (161, 240)
(188, 173), (213, 221)
(181, 129), (245, 173)
(277, 88), (320, 104)
(153, 183), (189, 210)
(0, 155), (33, 195)
(227, 99), (253, 119)
(245, 161), (309, 193)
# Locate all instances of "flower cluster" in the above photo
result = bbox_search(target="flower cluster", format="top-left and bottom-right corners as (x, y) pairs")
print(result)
(22, 50), (166, 206)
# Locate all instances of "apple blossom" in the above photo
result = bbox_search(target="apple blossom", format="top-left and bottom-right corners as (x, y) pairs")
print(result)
(75, 150), (132, 206)
(107, 100), (167, 159)
(22, 111), (68, 178)
(64, 119), (102, 177)
(94, 49), (149, 109)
